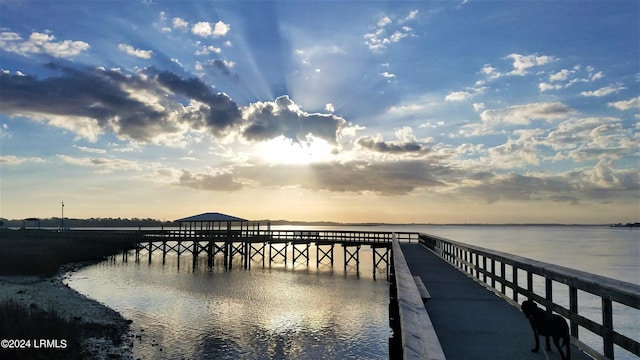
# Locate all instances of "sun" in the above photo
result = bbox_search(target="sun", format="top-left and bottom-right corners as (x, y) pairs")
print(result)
(257, 135), (335, 165)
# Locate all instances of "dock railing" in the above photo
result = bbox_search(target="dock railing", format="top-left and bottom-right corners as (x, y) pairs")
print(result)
(140, 228), (420, 245)
(419, 233), (640, 360)
(389, 238), (446, 360)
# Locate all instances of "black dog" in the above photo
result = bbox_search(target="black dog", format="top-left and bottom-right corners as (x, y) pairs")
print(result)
(521, 300), (571, 359)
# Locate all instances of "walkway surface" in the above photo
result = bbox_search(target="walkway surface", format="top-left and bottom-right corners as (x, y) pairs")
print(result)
(401, 243), (593, 360)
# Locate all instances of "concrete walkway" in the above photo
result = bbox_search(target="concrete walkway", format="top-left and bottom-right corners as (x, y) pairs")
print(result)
(401, 243), (592, 360)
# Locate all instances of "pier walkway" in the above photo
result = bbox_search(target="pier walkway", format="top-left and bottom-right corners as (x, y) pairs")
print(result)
(401, 243), (593, 360)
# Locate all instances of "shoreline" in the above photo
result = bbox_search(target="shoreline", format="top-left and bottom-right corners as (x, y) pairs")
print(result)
(0, 261), (133, 360)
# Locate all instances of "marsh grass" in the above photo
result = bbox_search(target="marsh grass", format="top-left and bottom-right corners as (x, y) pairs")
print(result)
(0, 229), (138, 276)
(0, 300), (83, 359)
(0, 229), (137, 358)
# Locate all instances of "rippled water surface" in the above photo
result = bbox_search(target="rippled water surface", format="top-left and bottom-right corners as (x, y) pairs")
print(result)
(67, 246), (391, 359)
(66, 225), (639, 359)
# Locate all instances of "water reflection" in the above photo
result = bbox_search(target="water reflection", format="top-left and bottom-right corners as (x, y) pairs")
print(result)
(67, 249), (390, 360)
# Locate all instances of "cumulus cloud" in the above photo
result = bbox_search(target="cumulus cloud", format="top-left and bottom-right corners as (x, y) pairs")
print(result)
(172, 17), (189, 29)
(192, 21), (230, 38)
(481, 53), (556, 80)
(549, 69), (572, 82)
(0, 31), (89, 58)
(487, 137), (540, 168)
(118, 43), (153, 59)
(195, 59), (237, 79)
(325, 103), (335, 113)
(507, 53), (556, 76)
(0, 65), (243, 143)
(242, 95), (346, 144)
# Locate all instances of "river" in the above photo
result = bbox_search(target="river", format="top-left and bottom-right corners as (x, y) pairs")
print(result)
(65, 225), (639, 359)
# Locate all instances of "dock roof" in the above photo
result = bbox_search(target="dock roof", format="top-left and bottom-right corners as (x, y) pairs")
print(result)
(175, 212), (247, 223)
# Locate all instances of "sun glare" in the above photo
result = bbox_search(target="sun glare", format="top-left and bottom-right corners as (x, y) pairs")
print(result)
(258, 136), (334, 165)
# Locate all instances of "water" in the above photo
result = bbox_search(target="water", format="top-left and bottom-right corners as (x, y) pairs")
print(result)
(67, 244), (391, 359)
(65, 225), (639, 359)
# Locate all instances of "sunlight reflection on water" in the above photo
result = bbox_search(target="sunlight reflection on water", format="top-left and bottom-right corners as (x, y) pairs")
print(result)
(67, 248), (391, 359)
(66, 225), (638, 359)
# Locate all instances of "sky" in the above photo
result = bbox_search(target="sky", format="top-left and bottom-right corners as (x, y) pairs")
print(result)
(0, 0), (638, 224)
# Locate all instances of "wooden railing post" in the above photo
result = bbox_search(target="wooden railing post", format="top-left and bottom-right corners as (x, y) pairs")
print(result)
(602, 298), (614, 358)
(545, 278), (553, 312)
(416, 232), (640, 360)
(569, 286), (578, 338)
(513, 266), (518, 302)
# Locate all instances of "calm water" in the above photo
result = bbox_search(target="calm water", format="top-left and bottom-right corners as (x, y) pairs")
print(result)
(66, 225), (639, 359)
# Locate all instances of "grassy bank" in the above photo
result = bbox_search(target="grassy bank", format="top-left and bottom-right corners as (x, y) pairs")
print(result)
(0, 229), (137, 359)
(0, 229), (139, 276)
(0, 300), (83, 359)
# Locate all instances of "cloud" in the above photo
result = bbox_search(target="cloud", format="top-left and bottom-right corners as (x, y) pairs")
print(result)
(242, 95), (346, 144)
(580, 85), (626, 97)
(0, 31), (89, 58)
(487, 137), (540, 168)
(481, 53), (556, 80)
(356, 136), (429, 155)
(507, 53), (556, 76)
(480, 102), (575, 126)
(457, 173), (578, 204)
(364, 10), (418, 52)
(549, 69), (572, 82)
(308, 160), (447, 195)
(445, 91), (473, 102)
(460, 102), (576, 136)
(177, 169), (243, 191)
(0, 65), (355, 148)
(152, 69), (242, 135)
(194, 59), (237, 79)
(172, 17), (189, 29)
(539, 66), (606, 92)
(118, 44), (153, 59)
(0, 65), (243, 143)
(325, 103), (335, 113)
(538, 83), (563, 92)
(0, 155), (46, 165)
(402, 10), (419, 22)
(195, 45), (222, 55)
(608, 97), (640, 111)
(75, 146), (107, 154)
(57, 154), (142, 174)
(192, 21), (230, 38)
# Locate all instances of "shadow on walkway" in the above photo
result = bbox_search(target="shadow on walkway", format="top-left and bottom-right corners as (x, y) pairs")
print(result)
(401, 243), (593, 360)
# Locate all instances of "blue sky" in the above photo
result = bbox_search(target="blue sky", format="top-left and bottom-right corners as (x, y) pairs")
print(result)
(1, 0), (638, 224)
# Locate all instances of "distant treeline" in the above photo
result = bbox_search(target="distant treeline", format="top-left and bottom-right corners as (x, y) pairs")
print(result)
(0, 217), (350, 228)
(0, 217), (177, 228)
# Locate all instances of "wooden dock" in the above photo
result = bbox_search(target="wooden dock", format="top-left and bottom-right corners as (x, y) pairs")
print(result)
(413, 234), (640, 360)
(132, 229), (419, 279)
(48, 225), (639, 360)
